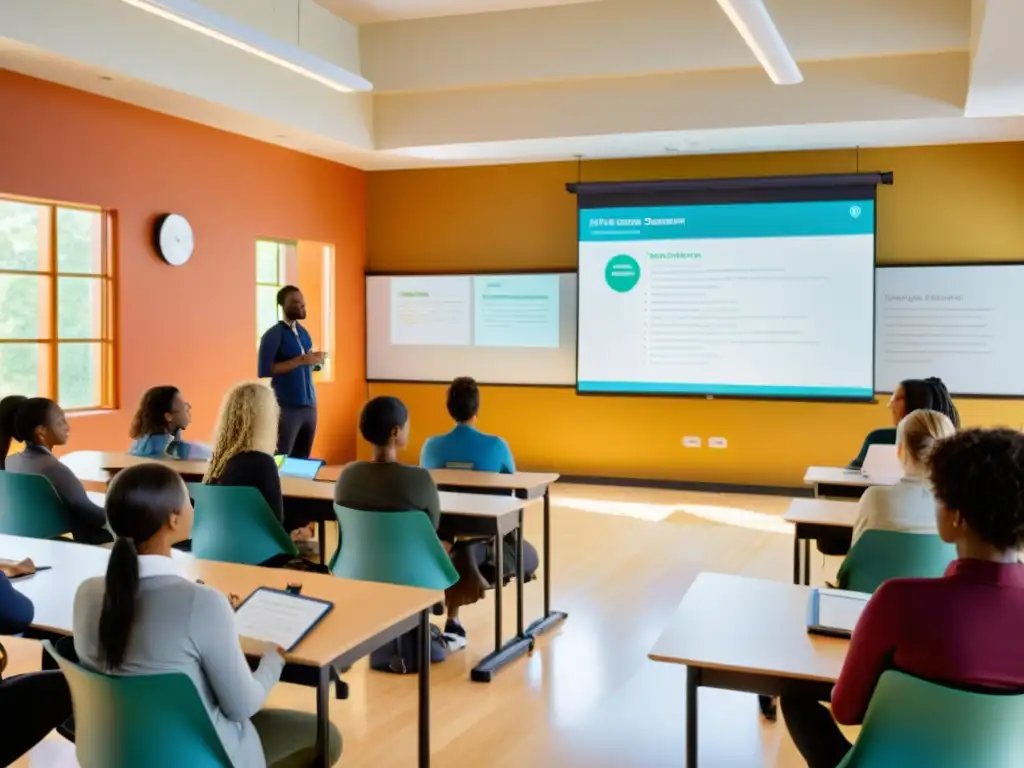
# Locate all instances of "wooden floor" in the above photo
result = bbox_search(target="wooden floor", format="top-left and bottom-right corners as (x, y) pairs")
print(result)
(18, 483), (842, 767)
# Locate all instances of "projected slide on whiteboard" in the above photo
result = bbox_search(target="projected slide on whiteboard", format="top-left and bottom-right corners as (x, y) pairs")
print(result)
(876, 265), (1024, 396)
(576, 201), (876, 399)
(368, 273), (576, 385)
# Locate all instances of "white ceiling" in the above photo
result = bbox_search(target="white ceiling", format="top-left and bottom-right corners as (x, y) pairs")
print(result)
(3, 0), (1024, 170)
(316, 0), (607, 24)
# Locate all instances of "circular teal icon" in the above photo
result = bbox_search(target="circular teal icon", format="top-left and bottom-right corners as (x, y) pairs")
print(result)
(605, 254), (640, 292)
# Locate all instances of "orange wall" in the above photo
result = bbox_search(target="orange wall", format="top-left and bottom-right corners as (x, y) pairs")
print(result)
(366, 144), (1024, 485)
(0, 69), (366, 462)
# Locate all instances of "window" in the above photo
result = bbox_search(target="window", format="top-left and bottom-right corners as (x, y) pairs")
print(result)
(0, 196), (115, 410)
(256, 239), (290, 345)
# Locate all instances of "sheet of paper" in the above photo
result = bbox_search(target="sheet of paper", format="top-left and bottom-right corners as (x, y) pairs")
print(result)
(815, 589), (870, 634)
(234, 589), (331, 651)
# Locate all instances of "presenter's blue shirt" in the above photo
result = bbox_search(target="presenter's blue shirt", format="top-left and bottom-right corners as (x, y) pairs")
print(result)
(258, 321), (316, 408)
(420, 424), (516, 474)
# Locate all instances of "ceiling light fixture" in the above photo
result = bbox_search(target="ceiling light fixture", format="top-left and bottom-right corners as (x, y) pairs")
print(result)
(716, 0), (802, 85)
(118, 0), (372, 93)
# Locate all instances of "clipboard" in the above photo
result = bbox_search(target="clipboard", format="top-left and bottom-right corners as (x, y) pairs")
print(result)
(234, 587), (333, 652)
(807, 588), (871, 639)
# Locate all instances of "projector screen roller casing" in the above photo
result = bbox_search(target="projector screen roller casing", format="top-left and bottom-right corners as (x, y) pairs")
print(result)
(366, 272), (577, 385)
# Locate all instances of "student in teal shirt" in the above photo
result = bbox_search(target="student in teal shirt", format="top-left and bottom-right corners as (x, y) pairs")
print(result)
(420, 377), (516, 473)
(129, 386), (210, 460)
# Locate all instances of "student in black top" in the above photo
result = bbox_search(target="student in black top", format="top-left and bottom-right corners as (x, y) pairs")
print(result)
(0, 558), (73, 765)
(0, 394), (26, 469)
(203, 381), (315, 542)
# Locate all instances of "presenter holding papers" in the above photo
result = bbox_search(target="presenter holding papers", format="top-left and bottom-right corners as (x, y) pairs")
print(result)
(258, 285), (325, 458)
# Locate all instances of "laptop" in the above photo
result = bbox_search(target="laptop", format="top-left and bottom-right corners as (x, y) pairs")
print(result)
(861, 443), (903, 481)
(807, 588), (871, 639)
(278, 457), (325, 480)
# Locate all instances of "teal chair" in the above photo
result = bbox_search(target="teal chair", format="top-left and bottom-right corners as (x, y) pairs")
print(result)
(836, 530), (955, 594)
(187, 483), (298, 566)
(330, 504), (458, 590)
(838, 670), (1024, 767)
(0, 471), (74, 539)
(45, 640), (233, 768)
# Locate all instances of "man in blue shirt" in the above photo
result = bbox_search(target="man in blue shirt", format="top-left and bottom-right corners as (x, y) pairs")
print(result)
(420, 376), (516, 473)
(258, 285), (324, 458)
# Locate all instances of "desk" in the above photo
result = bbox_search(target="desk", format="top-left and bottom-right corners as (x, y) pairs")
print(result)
(804, 466), (895, 500)
(0, 535), (440, 768)
(649, 573), (847, 767)
(783, 499), (859, 585)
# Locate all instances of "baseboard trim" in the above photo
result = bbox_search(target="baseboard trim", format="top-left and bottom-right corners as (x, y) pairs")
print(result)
(555, 474), (812, 498)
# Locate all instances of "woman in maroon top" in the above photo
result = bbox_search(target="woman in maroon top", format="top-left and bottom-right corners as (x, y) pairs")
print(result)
(782, 428), (1024, 768)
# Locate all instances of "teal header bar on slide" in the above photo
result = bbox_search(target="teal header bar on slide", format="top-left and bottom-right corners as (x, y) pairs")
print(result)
(580, 200), (875, 242)
(578, 381), (874, 398)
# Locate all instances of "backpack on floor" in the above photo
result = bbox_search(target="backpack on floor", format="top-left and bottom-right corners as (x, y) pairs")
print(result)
(369, 624), (449, 674)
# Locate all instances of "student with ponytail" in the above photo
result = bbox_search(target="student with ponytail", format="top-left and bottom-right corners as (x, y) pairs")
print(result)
(0, 394), (26, 468)
(72, 464), (340, 767)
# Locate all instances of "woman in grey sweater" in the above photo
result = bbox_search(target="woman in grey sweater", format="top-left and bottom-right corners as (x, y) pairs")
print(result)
(72, 463), (341, 767)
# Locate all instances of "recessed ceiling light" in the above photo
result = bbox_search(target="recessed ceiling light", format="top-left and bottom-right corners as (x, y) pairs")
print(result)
(99, 75), (114, 81)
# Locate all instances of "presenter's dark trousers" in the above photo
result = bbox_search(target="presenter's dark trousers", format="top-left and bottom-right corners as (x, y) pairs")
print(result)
(0, 671), (73, 765)
(278, 405), (317, 459)
(780, 696), (852, 768)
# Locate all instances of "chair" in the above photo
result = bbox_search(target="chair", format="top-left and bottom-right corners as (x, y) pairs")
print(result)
(837, 530), (955, 594)
(838, 670), (1024, 767)
(0, 471), (74, 539)
(44, 639), (233, 768)
(187, 483), (298, 566)
(330, 504), (458, 590)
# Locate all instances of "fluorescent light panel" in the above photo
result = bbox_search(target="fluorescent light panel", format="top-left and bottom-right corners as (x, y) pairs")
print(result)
(716, 0), (803, 85)
(119, 0), (372, 93)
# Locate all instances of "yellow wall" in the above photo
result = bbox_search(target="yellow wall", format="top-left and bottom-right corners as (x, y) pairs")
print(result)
(366, 144), (1024, 485)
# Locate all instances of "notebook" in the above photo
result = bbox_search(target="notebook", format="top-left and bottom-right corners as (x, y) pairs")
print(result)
(807, 588), (871, 639)
(234, 587), (333, 652)
(278, 457), (325, 480)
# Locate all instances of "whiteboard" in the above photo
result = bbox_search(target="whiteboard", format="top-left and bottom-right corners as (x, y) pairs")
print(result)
(875, 265), (1024, 396)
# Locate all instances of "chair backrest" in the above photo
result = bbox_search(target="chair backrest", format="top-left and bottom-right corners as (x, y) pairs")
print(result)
(0, 471), (74, 539)
(187, 483), (298, 565)
(838, 670), (1024, 767)
(331, 504), (458, 590)
(837, 530), (956, 594)
(44, 640), (233, 768)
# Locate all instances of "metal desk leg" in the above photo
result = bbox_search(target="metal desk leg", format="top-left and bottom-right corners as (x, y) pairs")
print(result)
(686, 666), (700, 768)
(516, 511), (525, 637)
(793, 535), (801, 585)
(315, 665), (331, 768)
(418, 610), (431, 768)
(525, 486), (568, 637)
(803, 538), (811, 586)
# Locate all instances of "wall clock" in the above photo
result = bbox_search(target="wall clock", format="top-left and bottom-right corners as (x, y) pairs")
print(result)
(154, 213), (194, 266)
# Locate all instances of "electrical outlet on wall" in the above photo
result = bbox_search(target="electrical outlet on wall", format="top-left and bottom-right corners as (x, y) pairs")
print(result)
(708, 436), (728, 449)
(682, 436), (702, 448)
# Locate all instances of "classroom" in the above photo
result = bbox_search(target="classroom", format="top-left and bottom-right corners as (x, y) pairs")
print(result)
(2, 0), (1024, 766)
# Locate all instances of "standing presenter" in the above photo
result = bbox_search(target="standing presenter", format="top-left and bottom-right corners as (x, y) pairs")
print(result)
(258, 285), (324, 458)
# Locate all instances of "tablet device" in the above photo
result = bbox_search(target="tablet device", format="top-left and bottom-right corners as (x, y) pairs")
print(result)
(807, 588), (871, 639)
(279, 457), (324, 480)
(234, 587), (333, 652)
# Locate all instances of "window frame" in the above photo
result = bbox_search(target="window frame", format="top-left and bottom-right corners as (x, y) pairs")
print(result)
(0, 194), (117, 412)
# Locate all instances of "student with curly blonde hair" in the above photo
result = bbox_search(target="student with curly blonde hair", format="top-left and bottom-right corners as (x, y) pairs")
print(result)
(203, 382), (313, 539)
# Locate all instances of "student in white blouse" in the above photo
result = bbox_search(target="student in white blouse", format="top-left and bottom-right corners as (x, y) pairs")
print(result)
(851, 409), (957, 546)
(72, 463), (341, 767)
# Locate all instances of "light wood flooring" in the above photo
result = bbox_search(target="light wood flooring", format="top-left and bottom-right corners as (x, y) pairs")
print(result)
(18, 483), (841, 767)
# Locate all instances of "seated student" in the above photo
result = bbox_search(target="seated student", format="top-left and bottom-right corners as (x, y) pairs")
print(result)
(203, 381), (315, 542)
(418, 378), (540, 638)
(128, 385), (211, 460)
(5, 398), (112, 545)
(850, 409), (956, 546)
(420, 377), (515, 473)
(72, 463), (340, 767)
(848, 377), (959, 470)
(0, 558), (74, 766)
(783, 427), (1024, 768)
(0, 393), (27, 469)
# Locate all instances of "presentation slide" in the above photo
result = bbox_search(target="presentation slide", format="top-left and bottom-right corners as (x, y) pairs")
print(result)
(367, 273), (576, 385)
(875, 265), (1024, 396)
(576, 200), (875, 399)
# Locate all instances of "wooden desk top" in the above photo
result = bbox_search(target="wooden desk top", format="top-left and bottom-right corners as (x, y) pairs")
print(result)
(783, 498), (859, 529)
(437, 491), (527, 518)
(648, 573), (848, 683)
(3, 635), (44, 676)
(319, 464), (559, 493)
(803, 466), (897, 488)
(0, 535), (440, 668)
(63, 450), (208, 479)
